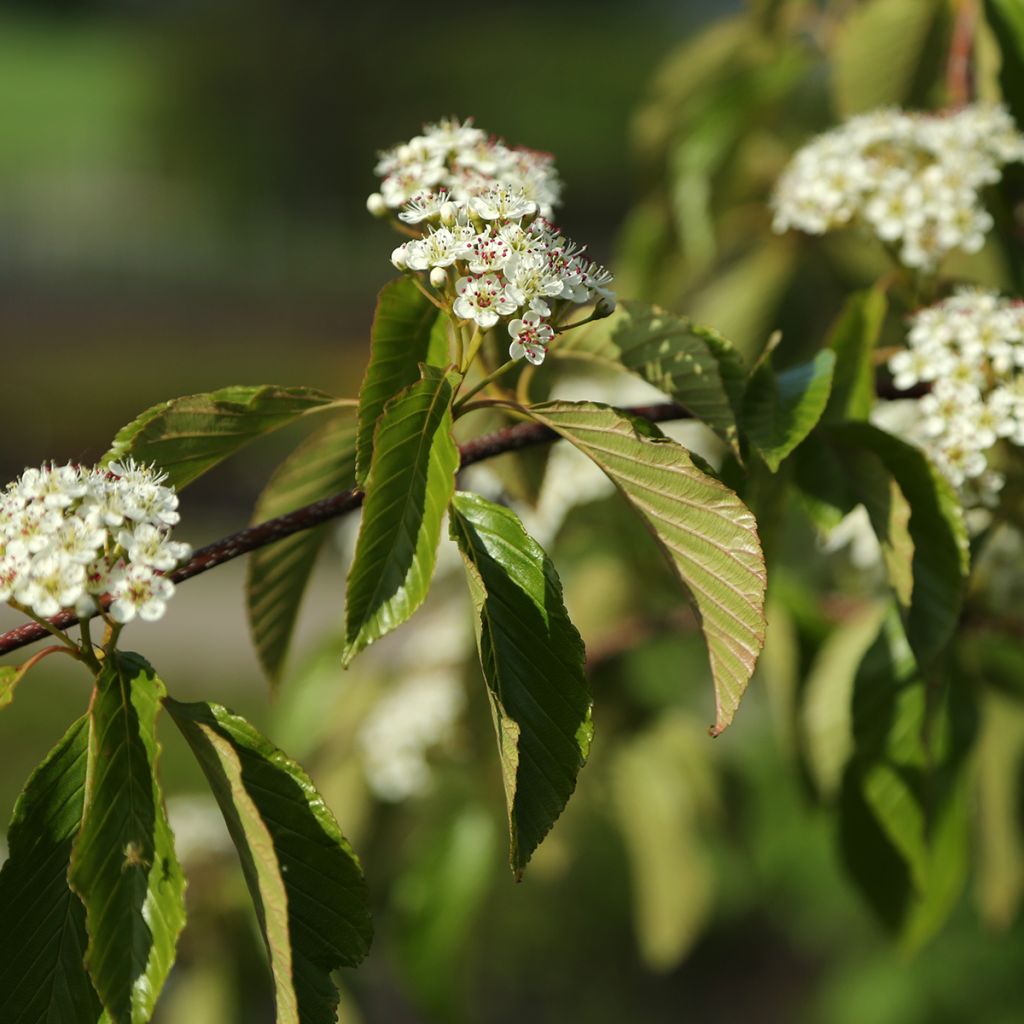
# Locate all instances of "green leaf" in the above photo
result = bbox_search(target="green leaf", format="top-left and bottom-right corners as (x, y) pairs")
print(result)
(247, 414), (359, 684)
(343, 365), (459, 666)
(104, 385), (337, 489)
(833, 0), (946, 117)
(449, 491), (592, 875)
(823, 287), (888, 423)
(555, 301), (744, 450)
(525, 401), (766, 733)
(0, 717), (102, 1024)
(828, 423), (969, 664)
(356, 278), (451, 486)
(68, 653), (185, 1024)
(165, 698), (372, 1024)
(984, 0), (1024, 124)
(610, 713), (717, 971)
(743, 349), (836, 472)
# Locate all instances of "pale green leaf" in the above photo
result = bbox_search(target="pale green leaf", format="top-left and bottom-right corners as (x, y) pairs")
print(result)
(449, 491), (592, 875)
(833, 0), (945, 117)
(356, 278), (450, 486)
(0, 717), (102, 1024)
(69, 653), (185, 1024)
(343, 365), (459, 665)
(823, 287), (888, 422)
(743, 349), (836, 471)
(104, 385), (337, 489)
(165, 699), (372, 1024)
(247, 414), (358, 684)
(555, 301), (743, 449)
(526, 401), (766, 733)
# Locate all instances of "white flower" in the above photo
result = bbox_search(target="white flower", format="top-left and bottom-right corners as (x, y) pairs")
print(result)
(118, 522), (191, 571)
(404, 227), (473, 271)
(108, 564), (175, 624)
(398, 189), (452, 225)
(453, 274), (517, 328)
(508, 312), (554, 365)
(469, 184), (537, 222)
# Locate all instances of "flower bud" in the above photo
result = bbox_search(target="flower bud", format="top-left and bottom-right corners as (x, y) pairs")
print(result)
(391, 244), (409, 271)
(429, 266), (447, 288)
(594, 294), (617, 318)
(439, 201), (458, 225)
(366, 192), (388, 217)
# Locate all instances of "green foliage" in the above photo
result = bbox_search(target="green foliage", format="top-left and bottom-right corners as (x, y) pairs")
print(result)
(555, 301), (743, 450)
(525, 400), (766, 733)
(247, 413), (359, 683)
(165, 698), (372, 1024)
(356, 278), (450, 486)
(105, 385), (339, 489)
(449, 491), (592, 875)
(343, 365), (459, 665)
(0, 717), (101, 1024)
(69, 653), (185, 1024)
(985, 0), (1024, 124)
(823, 287), (889, 423)
(743, 347), (836, 472)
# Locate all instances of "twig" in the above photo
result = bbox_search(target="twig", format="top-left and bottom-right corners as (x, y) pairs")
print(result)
(0, 401), (693, 658)
(946, 0), (977, 109)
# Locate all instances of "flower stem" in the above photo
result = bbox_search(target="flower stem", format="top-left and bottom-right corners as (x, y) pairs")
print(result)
(461, 326), (485, 373)
(454, 359), (518, 415)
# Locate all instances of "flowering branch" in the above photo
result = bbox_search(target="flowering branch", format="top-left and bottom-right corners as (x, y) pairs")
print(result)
(0, 401), (692, 659)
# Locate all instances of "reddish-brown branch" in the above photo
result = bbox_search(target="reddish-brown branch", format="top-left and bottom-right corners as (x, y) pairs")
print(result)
(946, 0), (977, 109)
(0, 401), (692, 659)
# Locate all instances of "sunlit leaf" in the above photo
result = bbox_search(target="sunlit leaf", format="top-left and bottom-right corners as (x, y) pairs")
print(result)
(166, 698), (372, 1024)
(247, 413), (358, 684)
(104, 385), (338, 489)
(356, 278), (450, 486)
(525, 401), (766, 733)
(343, 365), (459, 665)
(69, 653), (185, 1023)
(449, 491), (592, 875)
(0, 717), (102, 1024)
(743, 349), (835, 471)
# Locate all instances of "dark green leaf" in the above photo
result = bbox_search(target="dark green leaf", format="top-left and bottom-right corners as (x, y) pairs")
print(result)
(104, 385), (338, 489)
(68, 653), (185, 1024)
(823, 287), (888, 423)
(829, 423), (969, 664)
(356, 278), (450, 486)
(343, 365), (459, 666)
(526, 401), (766, 733)
(165, 698), (372, 1024)
(985, 0), (1024, 124)
(555, 301), (744, 450)
(0, 717), (102, 1024)
(449, 491), (592, 875)
(743, 349), (836, 471)
(247, 414), (359, 684)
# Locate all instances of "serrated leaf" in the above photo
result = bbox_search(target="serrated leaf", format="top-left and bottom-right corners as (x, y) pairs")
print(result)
(104, 385), (338, 489)
(165, 698), (372, 1024)
(743, 349), (836, 471)
(823, 287), (888, 422)
(247, 414), (359, 684)
(986, 0), (1024, 124)
(0, 717), (102, 1024)
(833, 0), (945, 116)
(525, 401), (766, 733)
(69, 653), (185, 1024)
(343, 365), (459, 665)
(828, 423), (969, 664)
(356, 278), (451, 486)
(449, 492), (592, 876)
(555, 301), (743, 449)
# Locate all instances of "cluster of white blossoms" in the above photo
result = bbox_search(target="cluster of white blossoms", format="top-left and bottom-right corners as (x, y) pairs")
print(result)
(368, 117), (615, 367)
(772, 104), (1024, 269)
(888, 288), (1024, 505)
(0, 460), (190, 624)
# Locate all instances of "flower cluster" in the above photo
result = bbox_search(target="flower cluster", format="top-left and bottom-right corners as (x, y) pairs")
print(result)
(0, 460), (190, 624)
(887, 288), (1024, 505)
(368, 118), (614, 366)
(772, 104), (1024, 269)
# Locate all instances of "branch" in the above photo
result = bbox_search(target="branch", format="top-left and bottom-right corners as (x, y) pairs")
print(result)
(0, 401), (692, 659)
(946, 0), (977, 108)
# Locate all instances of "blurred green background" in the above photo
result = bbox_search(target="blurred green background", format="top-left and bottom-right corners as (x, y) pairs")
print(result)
(4, 1), (1024, 1022)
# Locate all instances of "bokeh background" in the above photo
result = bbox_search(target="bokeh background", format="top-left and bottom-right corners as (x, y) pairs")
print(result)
(4, 1), (1024, 1022)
